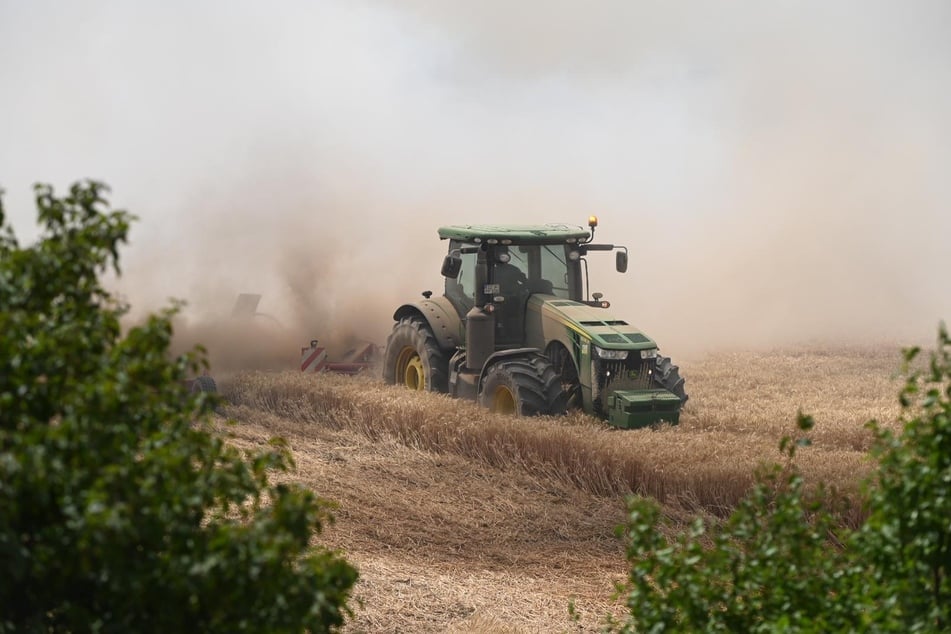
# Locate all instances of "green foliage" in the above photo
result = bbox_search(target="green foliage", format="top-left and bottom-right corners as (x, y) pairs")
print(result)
(612, 326), (951, 633)
(857, 324), (951, 630)
(0, 182), (357, 633)
(612, 414), (863, 633)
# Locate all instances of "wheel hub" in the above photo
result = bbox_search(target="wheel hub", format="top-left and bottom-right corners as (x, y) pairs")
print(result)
(396, 346), (425, 390)
(491, 386), (517, 414)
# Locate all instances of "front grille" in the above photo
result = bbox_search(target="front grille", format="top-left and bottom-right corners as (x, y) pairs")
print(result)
(592, 355), (656, 415)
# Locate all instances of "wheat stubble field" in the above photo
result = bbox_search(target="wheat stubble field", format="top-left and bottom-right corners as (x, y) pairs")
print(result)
(218, 346), (906, 632)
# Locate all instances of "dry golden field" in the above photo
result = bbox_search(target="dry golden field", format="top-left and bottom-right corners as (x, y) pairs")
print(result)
(218, 346), (907, 632)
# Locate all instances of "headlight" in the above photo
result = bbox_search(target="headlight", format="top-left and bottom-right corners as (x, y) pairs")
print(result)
(640, 349), (658, 359)
(593, 346), (628, 360)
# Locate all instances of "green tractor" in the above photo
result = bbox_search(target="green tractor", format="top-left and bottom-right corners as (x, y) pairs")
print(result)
(383, 217), (687, 428)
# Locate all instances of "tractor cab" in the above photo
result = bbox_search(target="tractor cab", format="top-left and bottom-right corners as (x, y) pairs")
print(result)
(439, 218), (627, 347)
(443, 240), (570, 346)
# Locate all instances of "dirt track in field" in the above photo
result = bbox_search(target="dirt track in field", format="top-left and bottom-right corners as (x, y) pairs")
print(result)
(219, 346), (906, 632)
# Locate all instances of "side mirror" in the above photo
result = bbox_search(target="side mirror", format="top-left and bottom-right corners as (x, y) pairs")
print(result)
(616, 250), (628, 273)
(441, 254), (462, 278)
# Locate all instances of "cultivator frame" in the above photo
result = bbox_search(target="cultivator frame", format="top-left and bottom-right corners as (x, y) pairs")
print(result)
(300, 339), (378, 375)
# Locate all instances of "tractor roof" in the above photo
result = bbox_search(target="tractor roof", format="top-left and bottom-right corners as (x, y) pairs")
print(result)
(438, 224), (590, 244)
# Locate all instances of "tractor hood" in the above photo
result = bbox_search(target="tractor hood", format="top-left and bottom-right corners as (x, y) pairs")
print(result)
(527, 296), (657, 350)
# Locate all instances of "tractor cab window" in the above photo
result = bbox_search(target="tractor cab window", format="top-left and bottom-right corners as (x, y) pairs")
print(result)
(491, 247), (530, 293)
(490, 245), (565, 298)
(489, 246), (531, 345)
(538, 245), (571, 299)
(445, 240), (477, 315)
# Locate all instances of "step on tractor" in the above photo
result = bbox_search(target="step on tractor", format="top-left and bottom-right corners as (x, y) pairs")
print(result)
(383, 217), (687, 428)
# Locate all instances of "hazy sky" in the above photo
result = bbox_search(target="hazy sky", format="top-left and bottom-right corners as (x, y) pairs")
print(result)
(2, 0), (949, 355)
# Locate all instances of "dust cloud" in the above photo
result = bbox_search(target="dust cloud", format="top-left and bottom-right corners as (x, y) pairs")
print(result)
(1, 0), (949, 369)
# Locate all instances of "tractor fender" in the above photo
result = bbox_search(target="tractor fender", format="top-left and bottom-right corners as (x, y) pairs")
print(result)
(477, 347), (541, 391)
(393, 296), (462, 352)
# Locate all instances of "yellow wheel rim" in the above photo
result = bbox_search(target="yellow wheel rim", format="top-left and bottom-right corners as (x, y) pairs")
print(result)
(491, 386), (517, 415)
(396, 346), (425, 390)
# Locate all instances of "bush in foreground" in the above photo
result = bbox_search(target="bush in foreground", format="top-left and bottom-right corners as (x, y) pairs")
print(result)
(612, 326), (951, 632)
(0, 182), (357, 632)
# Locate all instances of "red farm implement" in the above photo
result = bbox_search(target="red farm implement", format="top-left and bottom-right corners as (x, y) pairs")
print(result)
(300, 339), (378, 375)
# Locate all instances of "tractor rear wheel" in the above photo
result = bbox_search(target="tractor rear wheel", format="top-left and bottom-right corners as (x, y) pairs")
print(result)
(480, 353), (567, 416)
(383, 316), (449, 393)
(654, 354), (688, 405)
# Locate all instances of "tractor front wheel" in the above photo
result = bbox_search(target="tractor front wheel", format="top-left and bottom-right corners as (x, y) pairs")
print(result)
(383, 316), (449, 393)
(548, 343), (582, 410)
(479, 353), (566, 416)
(654, 354), (688, 405)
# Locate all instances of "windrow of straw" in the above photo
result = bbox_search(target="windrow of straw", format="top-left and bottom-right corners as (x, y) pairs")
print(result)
(222, 348), (900, 522)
